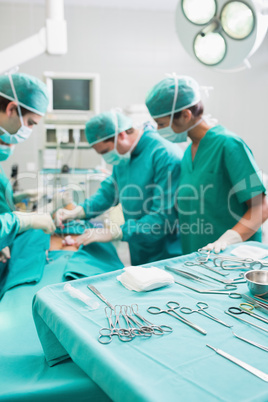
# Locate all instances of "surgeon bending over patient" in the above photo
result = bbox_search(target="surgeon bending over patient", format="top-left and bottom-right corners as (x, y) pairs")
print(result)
(55, 111), (182, 266)
(145, 74), (268, 254)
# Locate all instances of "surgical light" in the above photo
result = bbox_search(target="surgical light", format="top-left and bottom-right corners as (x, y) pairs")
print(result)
(194, 31), (226, 65)
(221, 1), (255, 39)
(176, 0), (268, 70)
(182, 0), (217, 24)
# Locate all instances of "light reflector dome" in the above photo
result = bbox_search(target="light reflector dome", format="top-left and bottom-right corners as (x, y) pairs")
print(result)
(194, 32), (226, 65)
(221, 1), (255, 39)
(182, 0), (217, 25)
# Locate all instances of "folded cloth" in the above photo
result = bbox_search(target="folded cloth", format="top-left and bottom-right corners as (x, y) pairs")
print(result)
(117, 266), (174, 292)
(231, 245), (268, 260)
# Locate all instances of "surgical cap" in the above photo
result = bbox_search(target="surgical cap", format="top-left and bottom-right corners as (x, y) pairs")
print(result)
(145, 75), (201, 118)
(85, 111), (133, 146)
(0, 73), (49, 116)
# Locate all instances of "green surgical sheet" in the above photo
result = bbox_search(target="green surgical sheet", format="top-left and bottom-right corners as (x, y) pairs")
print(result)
(0, 250), (111, 402)
(33, 242), (268, 402)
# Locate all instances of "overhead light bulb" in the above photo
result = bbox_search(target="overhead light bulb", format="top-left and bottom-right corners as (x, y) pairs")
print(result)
(221, 1), (255, 39)
(194, 31), (226, 65)
(182, 0), (216, 25)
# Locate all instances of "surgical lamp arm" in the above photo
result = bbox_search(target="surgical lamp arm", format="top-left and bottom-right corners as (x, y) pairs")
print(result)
(0, 0), (67, 75)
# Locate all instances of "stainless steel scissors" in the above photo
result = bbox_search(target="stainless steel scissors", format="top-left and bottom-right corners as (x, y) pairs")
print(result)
(180, 301), (232, 328)
(147, 301), (207, 335)
(228, 304), (268, 325)
(98, 306), (133, 344)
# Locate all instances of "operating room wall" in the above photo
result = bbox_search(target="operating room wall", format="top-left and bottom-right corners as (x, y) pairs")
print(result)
(0, 2), (268, 187)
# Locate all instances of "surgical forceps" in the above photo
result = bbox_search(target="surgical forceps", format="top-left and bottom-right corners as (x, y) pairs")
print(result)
(228, 304), (268, 325)
(130, 304), (173, 335)
(180, 302), (232, 328)
(98, 306), (133, 344)
(120, 305), (152, 337)
(174, 279), (242, 298)
(214, 256), (268, 271)
(225, 310), (268, 334)
(147, 301), (207, 335)
(184, 261), (229, 277)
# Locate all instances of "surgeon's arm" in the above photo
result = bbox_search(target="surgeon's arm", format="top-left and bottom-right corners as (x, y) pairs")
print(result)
(232, 193), (268, 240)
(81, 173), (119, 219)
(0, 212), (20, 249)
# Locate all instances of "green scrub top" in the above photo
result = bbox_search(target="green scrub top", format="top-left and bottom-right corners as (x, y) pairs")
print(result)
(0, 212), (20, 249)
(82, 125), (183, 265)
(178, 125), (266, 254)
(0, 164), (14, 214)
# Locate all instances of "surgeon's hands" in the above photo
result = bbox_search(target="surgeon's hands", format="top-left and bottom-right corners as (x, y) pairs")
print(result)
(202, 229), (242, 254)
(0, 247), (10, 263)
(14, 212), (56, 234)
(75, 226), (123, 247)
(54, 205), (86, 227)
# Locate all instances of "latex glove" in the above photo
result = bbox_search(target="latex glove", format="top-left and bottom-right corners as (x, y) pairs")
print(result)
(75, 226), (122, 247)
(202, 230), (243, 254)
(13, 188), (44, 203)
(54, 205), (86, 227)
(0, 247), (10, 263)
(14, 212), (56, 234)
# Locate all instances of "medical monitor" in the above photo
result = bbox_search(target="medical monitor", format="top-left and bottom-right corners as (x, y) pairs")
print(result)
(44, 71), (100, 122)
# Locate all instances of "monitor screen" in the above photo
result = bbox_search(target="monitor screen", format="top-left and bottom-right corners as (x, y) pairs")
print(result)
(52, 79), (90, 111)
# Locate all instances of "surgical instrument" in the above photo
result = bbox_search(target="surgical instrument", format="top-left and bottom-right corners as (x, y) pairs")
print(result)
(131, 304), (173, 335)
(120, 305), (152, 338)
(184, 261), (229, 277)
(180, 302), (232, 328)
(87, 285), (114, 310)
(98, 306), (133, 344)
(196, 248), (211, 263)
(174, 279), (242, 298)
(147, 301), (207, 335)
(166, 266), (244, 286)
(228, 305), (268, 325)
(165, 266), (213, 286)
(214, 256), (268, 271)
(206, 344), (268, 382)
(225, 311), (268, 334)
(232, 332), (268, 352)
(241, 294), (268, 315)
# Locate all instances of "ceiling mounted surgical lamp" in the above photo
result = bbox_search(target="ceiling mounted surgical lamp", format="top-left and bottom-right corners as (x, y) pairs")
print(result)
(175, 0), (268, 70)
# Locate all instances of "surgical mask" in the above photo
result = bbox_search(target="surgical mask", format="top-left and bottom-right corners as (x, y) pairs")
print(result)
(0, 144), (15, 161)
(0, 74), (32, 144)
(102, 114), (142, 166)
(158, 117), (203, 143)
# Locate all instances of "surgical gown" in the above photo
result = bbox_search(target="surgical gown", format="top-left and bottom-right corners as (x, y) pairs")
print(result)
(0, 164), (14, 214)
(0, 212), (20, 249)
(82, 126), (183, 265)
(178, 125), (266, 254)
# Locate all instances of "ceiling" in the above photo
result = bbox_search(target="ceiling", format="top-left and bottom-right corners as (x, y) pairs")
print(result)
(0, 0), (178, 11)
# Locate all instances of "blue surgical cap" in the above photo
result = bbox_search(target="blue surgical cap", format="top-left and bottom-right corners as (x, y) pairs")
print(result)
(0, 73), (49, 116)
(145, 75), (201, 118)
(85, 111), (133, 146)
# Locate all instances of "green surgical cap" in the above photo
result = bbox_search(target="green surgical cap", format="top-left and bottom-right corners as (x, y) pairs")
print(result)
(145, 75), (201, 118)
(85, 111), (133, 146)
(0, 73), (49, 116)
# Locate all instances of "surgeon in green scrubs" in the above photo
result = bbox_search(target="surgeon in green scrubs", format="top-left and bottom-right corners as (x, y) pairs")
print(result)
(55, 111), (182, 265)
(145, 74), (268, 254)
(0, 73), (56, 261)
